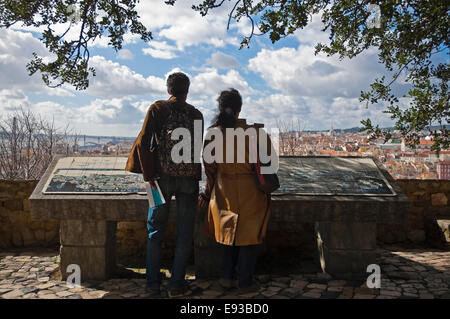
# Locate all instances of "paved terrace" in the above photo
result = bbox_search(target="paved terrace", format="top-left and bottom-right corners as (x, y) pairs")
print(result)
(1, 245), (449, 299)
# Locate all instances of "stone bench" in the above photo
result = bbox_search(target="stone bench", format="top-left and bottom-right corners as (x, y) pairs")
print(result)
(29, 155), (409, 281)
(195, 192), (409, 280)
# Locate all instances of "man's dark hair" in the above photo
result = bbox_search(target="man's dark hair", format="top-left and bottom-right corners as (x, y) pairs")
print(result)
(166, 72), (190, 97)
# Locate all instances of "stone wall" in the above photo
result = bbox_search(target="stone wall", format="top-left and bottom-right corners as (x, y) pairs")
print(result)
(0, 180), (59, 248)
(377, 179), (450, 245)
(0, 180), (177, 264)
(116, 221), (177, 265)
(1, 179), (449, 261)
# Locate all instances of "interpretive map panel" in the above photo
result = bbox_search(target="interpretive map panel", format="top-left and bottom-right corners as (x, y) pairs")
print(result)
(273, 157), (396, 196)
(42, 156), (395, 196)
(42, 157), (146, 194)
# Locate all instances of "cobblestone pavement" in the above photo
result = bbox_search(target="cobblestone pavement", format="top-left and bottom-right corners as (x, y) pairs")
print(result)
(0, 246), (449, 299)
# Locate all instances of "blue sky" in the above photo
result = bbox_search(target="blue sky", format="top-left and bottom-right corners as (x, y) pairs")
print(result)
(0, 1), (418, 137)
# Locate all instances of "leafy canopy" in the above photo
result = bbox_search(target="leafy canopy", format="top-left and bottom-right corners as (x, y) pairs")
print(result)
(0, 0), (151, 90)
(167, 0), (449, 153)
(0, 0), (448, 152)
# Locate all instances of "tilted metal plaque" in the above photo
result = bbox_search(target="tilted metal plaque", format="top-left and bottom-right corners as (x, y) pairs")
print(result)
(42, 156), (146, 194)
(42, 156), (395, 196)
(274, 157), (396, 196)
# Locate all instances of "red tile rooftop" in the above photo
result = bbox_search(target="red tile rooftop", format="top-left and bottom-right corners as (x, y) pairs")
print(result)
(419, 139), (434, 145)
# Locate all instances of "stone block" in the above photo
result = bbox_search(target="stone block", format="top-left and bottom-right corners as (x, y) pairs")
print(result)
(4, 200), (23, 211)
(194, 207), (222, 279)
(45, 229), (58, 243)
(23, 199), (30, 211)
(406, 229), (426, 243)
(44, 220), (59, 231)
(194, 243), (222, 279)
(60, 220), (116, 246)
(315, 221), (376, 279)
(21, 228), (35, 246)
(436, 220), (450, 243)
(410, 191), (429, 202)
(35, 229), (45, 242)
(28, 221), (41, 230)
(317, 246), (376, 279)
(60, 245), (116, 281)
(12, 232), (22, 247)
(377, 223), (407, 244)
(431, 193), (448, 207)
(117, 221), (145, 231)
(0, 192), (14, 201)
(59, 220), (117, 281)
(315, 222), (376, 250)
(0, 233), (11, 248)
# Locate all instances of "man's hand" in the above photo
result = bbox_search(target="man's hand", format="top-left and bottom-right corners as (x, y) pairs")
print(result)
(147, 178), (157, 190)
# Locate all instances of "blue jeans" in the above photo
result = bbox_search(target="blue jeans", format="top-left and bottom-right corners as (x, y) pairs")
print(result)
(221, 244), (259, 288)
(146, 175), (199, 290)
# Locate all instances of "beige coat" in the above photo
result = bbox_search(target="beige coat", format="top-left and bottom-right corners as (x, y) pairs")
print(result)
(203, 119), (272, 246)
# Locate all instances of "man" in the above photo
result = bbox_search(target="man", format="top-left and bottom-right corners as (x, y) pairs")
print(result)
(126, 72), (203, 298)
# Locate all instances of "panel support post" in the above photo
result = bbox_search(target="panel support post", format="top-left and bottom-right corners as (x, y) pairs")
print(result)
(60, 220), (117, 282)
(315, 222), (377, 280)
(194, 207), (222, 279)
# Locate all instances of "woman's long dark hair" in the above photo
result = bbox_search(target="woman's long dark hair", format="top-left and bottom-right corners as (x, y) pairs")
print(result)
(211, 88), (242, 128)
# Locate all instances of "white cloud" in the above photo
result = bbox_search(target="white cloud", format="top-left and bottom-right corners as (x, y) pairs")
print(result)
(0, 91), (80, 134)
(239, 94), (396, 132)
(294, 13), (331, 46)
(86, 56), (166, 98)
(0, 29), (73, 97)
(136, 0), (240, 50)
(1, 6), (405, 134)
(190, 68), (255, 98)
(91, 32), (141, 48)
(207, 51), (239, 69)
(0, 89), (30, 112)
(78, 98), (145, 125)
(142, 41), (178, 59)
(0, 94), (150, 137)
(117, 49), (134, 60)
(248, 43), (390, 99)
(238, 8), (415, 131)
(12, 16), (142, 49)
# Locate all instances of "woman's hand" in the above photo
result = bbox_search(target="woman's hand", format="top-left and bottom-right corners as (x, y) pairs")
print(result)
(198, 194), (209, 208)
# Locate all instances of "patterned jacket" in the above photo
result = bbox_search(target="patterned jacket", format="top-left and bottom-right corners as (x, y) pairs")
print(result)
(125, 96), (204, 181)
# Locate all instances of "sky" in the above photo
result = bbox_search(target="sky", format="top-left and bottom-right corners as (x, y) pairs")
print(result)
(0, 1), (418, 137)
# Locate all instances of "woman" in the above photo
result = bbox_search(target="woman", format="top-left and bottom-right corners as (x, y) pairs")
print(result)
(198, 88), (272, 294)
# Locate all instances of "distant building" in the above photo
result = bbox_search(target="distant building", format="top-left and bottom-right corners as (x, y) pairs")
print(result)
(78, 143), (102, 152)
(437, 161), (450, 180)
(439, 151), (450, 161)
(417, 138), (433, 150)
(377, 139), (405, 151)
(119, 142), (134, 153)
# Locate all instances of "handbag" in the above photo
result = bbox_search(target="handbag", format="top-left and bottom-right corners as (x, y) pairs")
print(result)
(253, 152), (280, 194)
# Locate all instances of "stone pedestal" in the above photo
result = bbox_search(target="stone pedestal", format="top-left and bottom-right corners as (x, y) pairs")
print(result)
(194, 207), (222, 279)
(315, 222), (376, 279)
(59, 220), (117, 281)
(30, 155), (409, 282)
